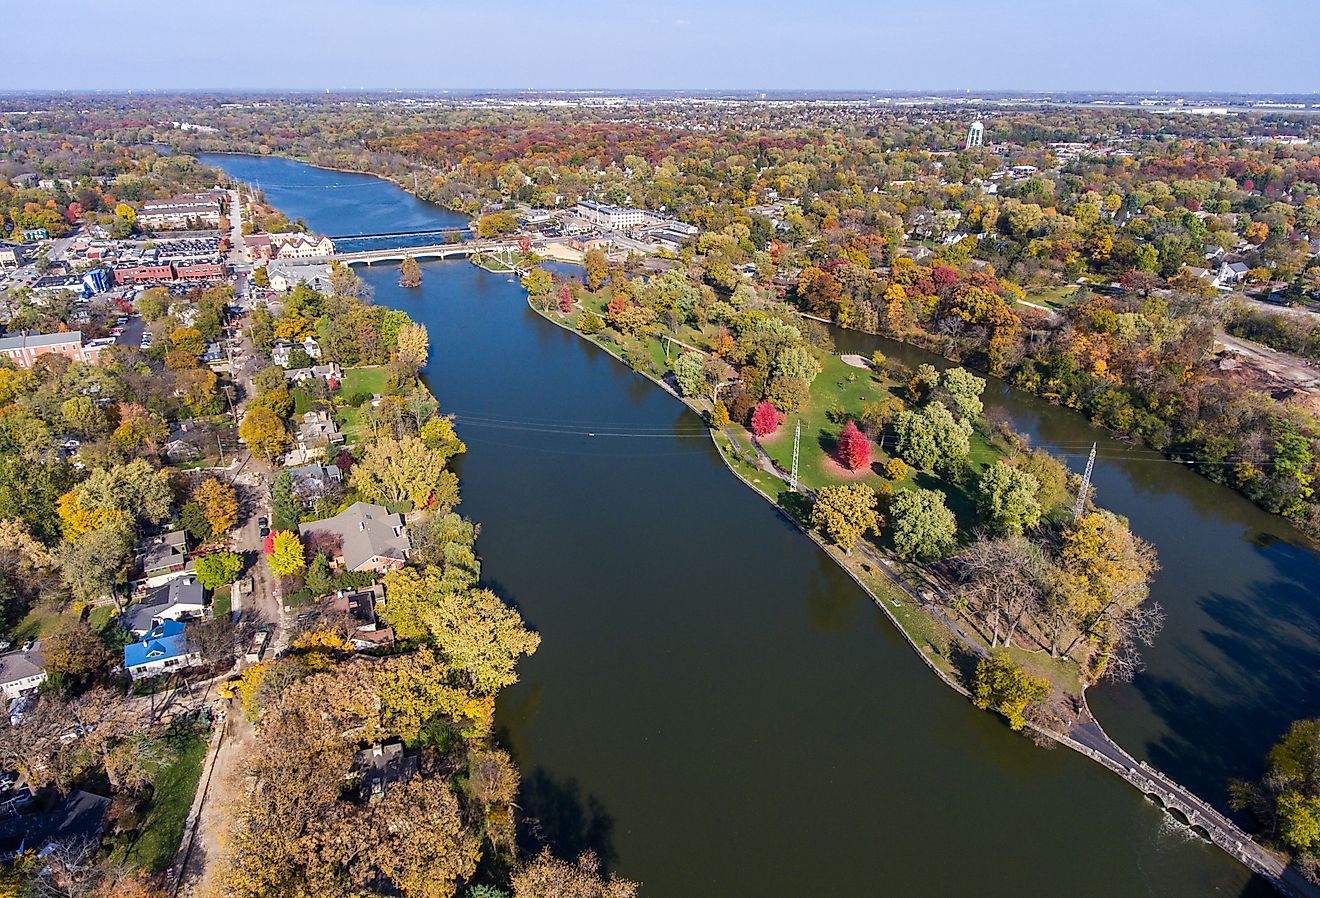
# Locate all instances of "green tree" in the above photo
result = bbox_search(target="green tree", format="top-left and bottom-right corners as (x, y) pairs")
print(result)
(74, 459), (172, 528)
(195, 551), (244, 589)
(671, 352), (707, 398)
(810, 484), (880, 553)
(272, 470), (299, 532)
(935, 367), (986, 422)
(889, 488), (958, 561)
(252, 266), (271, 289)
(60, 521), (133, 603)
(972, 653), (1050, 731)
(893, 402), (971, 472)
(977, 462), (1043, 535)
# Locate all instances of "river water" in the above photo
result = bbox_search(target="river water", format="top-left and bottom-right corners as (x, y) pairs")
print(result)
(203, 153), (1298, 897)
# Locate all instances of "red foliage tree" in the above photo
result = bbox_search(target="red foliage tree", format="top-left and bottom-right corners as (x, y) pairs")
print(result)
(751, 401), (780, 438)
(262, 531), (276, 555)
(518, 236), (532, 254)
(837, 420), (871, 471)
(558, 283), (573, 313)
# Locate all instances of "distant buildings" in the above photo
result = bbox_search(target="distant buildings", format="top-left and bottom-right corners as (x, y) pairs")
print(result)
(137, 191), (224, 231)
(574, 199), (656, 230)
(0, 331), (109, 369)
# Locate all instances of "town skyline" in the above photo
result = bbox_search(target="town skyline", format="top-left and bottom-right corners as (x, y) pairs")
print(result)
(7, 0), (1319, 93)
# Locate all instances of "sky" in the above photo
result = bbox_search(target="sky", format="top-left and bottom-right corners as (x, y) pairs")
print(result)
(6, 0), (1319, 93)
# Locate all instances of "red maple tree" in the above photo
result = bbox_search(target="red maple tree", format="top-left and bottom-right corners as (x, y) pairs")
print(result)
(751, 401), (779, 438)
(837, 420), (871, 471)
(558, 283), (573, 313)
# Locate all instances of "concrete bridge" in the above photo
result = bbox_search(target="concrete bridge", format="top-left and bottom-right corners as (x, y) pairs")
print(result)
(327, 225), (470, 242)
(324, 240), (521, 267)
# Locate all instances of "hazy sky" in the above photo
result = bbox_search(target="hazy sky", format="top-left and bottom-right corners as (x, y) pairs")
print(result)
(7, 0), (1319, 93)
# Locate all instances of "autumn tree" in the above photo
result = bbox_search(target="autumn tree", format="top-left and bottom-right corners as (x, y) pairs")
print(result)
(751, 400), (779, 437)
(837, 420), (871, 471)
(976, 462), (1043, 535)
(396, 321), (429, 367)
(350, 435), (459, 510)
(239, 406), (291, 461)
(584, 247), (608, 291)
(266, 530), (305, 577)
(513, 849), (639, 898)
(810, 483), (880, 553)
(972, 653), (1050, 731)
(43, 624), (113, 688)
(426, 587), (541, 694)
(400, 255), (422, 288)
(709, 400), (730, 429)
(193, 477), (239, 537)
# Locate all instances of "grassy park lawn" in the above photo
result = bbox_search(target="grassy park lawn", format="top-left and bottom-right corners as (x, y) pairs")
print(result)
(112, 727), (209, 873)
(337, 366), (387, 399)
(11, 601), (84, 643)
(1025, 285), (1081, 310)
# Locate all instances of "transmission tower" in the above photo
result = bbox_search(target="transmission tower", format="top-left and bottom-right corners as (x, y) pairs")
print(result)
(1073, 442), (1097, 518)
(790, 420), (801, 492)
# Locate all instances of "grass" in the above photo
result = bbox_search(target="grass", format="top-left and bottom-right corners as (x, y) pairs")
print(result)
(212, 585), (232, 621)
(291, 385), (315, 415)
(10, 601), (84, 643)
(1025, 285), (1081, 310)
(113, 726), (209, 874)
(334, 367), (388, 444)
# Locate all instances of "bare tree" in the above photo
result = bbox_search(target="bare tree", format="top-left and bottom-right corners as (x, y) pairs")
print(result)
(952, 534), (1047, 647)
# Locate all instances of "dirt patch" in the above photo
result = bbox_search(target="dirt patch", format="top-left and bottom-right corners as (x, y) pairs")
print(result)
(820, 452), (876, 481)
(1203, 352), (1320, 415)
(840, 354), (872, 369)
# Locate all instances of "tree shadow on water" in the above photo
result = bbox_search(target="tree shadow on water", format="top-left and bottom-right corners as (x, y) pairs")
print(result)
(517, 768), (619, 869)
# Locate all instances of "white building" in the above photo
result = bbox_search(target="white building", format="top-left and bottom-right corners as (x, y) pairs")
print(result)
(574, 200), (656, 231)
(0, 645), (46, 700)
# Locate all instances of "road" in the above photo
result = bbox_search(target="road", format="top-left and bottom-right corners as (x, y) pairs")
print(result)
(1216, 330), (1320, 390)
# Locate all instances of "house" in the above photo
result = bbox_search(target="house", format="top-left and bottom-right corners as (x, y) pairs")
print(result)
(123, 620), (201, 679)
(285, 362), (343, 386)
(1215, 261), (1251, 288)
(266, 261), (333, 293)
(122, 575), (206, 637)
(302, 336), (322, 359)
(297, 410), (343, 452)
(134, 530), (191, 588)
(323, 584), (395, 650)
(299, 502), (411, 573)
(349, 742), (417, 802)
(288, 462), (344, 507)
(0, 789), (111, 860)
(0, 645), (46, 700)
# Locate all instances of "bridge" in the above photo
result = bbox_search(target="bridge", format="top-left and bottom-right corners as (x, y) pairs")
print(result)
(327, 225), (470, 242)
(323, 239), (522, 267)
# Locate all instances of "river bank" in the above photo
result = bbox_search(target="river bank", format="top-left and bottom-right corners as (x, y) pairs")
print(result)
(202, 152), (1282, 897)
(524, 291), (1309, 895)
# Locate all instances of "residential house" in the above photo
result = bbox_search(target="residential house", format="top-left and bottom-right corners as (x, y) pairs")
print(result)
(134, 530), (191, 588)
(323, 584), (395, 650)
(271, 340), (294, 368)
(123, 620), (201, 679)
(285, 362), (343, 386)
(266, 260), (333, 293)
(299, 502), (411, 573)
(288, 461), (344, 507)
(122, 575), (206, 637)
(302, 336), (322, 359)
(0, 789), (111, 860)
(297, 410), (343, 453)
(1214, 261), (1251, 288)
(349, 742), (417, 802)
(0, 645), (46, 700)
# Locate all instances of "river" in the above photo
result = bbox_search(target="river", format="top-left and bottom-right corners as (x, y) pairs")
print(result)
(202, 153), (1291, 897)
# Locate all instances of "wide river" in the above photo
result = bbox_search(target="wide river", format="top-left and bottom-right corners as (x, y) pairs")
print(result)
(204, 153), (1317, 897)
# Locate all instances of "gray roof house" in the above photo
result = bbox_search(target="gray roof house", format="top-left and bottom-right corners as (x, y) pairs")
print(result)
(288, 461), (344, 507)
(0, 645), (46, 701)
(299, 502), (410, 574)
(135, 530), (191, 587)
(123, 575), (206, 636)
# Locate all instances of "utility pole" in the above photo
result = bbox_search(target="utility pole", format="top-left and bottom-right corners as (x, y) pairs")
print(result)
(1073, 442), (1096, 519)
(790, 419), (801, 492)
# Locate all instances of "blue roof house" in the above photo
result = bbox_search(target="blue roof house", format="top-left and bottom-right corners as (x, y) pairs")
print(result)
(123, 620), (201, 680)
